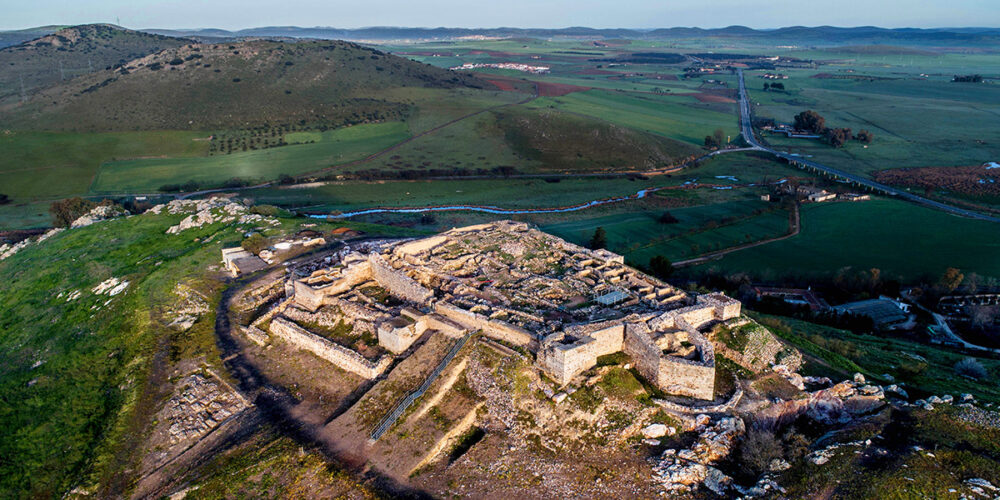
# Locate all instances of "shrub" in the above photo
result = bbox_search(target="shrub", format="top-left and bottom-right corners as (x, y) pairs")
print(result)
(250, 205), (280, 217)
(738, 428), (783, 476)
(0, 194), (9, 205)
(241, 233), (268, 254)
(954, 357), (987, 380)
(49, 197), (97, 227)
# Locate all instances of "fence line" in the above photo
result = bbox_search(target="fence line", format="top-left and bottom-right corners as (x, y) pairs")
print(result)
(370, 331), (474, 441)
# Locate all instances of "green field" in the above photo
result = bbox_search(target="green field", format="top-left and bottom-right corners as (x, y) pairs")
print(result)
(691, 198), (1000, 281)
(526, 89), (739, 146)
(745, 68), (1000, 176)
(0, 130), (210, 201)
(541, 199), (789, 265)
(91, 122), (410, 193)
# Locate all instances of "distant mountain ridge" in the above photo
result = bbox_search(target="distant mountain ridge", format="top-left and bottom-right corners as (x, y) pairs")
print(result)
(136, 25), (1000, 45)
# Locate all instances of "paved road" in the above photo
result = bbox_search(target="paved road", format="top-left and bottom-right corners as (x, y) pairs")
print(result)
(736, 69), (1000, 223)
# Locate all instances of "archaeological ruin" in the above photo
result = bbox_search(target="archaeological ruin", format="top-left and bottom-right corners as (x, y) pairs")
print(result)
(250, 221), (739, 400)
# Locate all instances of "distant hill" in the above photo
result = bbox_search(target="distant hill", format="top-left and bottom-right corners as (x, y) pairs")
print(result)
(142, 25), (1000, 46)
(0, 24), (191, 103)
(0, 26), (63, 49)
(1, 38), (492, 131)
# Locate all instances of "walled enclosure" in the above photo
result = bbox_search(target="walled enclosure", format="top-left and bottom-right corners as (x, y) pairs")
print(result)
(256, 221), (740, 400)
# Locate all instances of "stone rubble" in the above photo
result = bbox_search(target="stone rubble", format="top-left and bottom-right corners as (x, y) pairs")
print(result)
(162, 373), (247, 444)
(152, 198), (279, 234)
(92, 277), (129, 296)
(650, 416), (745, 495)
(70, 204), (128, 228)
(0, 228), (63, 262)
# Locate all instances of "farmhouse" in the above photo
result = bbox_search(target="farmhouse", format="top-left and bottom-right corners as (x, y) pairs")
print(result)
(265, 221), (740, 399)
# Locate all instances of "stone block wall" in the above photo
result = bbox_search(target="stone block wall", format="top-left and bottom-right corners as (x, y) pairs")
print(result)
(657, 357), (715, 400)
(377, 318), (427, 354)
(369, 253), (433, 304)
(269, 317), (391, 379)
(433, 302), (534, 348)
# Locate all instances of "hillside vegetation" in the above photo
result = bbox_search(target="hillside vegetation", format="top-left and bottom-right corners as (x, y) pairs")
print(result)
(2, 36), (492, 131)
(0, 24), (190, 103)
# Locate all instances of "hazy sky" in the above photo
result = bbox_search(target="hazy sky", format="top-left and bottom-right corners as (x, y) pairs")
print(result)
(1, 0), (998, 31)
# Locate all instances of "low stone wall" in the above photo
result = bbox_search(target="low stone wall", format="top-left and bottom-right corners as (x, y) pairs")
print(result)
(269, 317), (391, 379)
(369, 253), (433, 304)
(655, 385), (744, 415)
(433, 302), (535, 348)
(658, 356), (715, 400)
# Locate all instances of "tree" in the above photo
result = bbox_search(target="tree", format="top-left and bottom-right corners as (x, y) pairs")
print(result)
(855, 129), (874, 144)
(825, 127), (852, 148)
(649, 255), (674, 279)
(938, 267), (965, 292)
(793, 110), (826, 134)
(49, 197), (98, 227)
(0, 194), (9, 205)
(770, 82), (785, 90)
(763, 82), (770, 91)
(278, 173), (295, 185)
(657, 211), (679, 224)
(738, 428), (783, 476)
(589, 227), (607, 250)
(713, 128), (725, 147)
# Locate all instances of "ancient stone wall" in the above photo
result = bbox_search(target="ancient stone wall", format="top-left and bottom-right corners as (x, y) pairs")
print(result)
(433, 302), (534, 348)
(393, 235), (448, 256)
(269, 317), (391, 379)
(368, 253), (433, 304)
(657, 356), (715, 400)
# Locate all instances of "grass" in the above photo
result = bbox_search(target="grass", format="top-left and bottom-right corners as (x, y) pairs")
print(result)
(691, 198), (1000, 281)
(541, 198), (788, 265)
(91, 122), (410, 193)
(0, 130), (209, 201)
(0, 203), (415, 497)
(525, 89), (739, 147)
(751, 313), (1000, 402)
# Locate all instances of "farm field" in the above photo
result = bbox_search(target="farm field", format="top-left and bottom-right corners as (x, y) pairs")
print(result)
(90, 122), (410, 193)
(689, 198), (1000, 281)
(0, 130), (210, 201)
(249, 175), (678, 213)
(525, 89), (738, 147)
(745, 68), (1000, 178)
(541, 199), (789, 266)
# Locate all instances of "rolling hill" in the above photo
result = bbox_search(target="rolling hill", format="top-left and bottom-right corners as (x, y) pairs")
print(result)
(0, 24), (192, 103)
(1, 36), (493, 131)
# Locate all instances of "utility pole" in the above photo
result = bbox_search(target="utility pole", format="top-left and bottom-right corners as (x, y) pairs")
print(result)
(59, 60), (65, 80)
(19, 74), (26, 103)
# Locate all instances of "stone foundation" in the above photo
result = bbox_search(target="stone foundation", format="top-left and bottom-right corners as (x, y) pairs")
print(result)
(269, 317), (391, 379)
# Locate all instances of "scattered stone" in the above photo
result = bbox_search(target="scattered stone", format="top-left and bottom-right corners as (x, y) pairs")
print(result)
(642, 423), (668, 439)
(769, 458), (791, 471)
(642, 438), (661, 446)
(551, 392), (567, 404)
(853, 373), (866, 384)
(71, 204), (127, 228)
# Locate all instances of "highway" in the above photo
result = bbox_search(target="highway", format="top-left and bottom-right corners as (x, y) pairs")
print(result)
(736, 69), (1000, 223)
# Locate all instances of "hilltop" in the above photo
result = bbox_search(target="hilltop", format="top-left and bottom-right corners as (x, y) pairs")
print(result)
(1, 37), (493, 131)
(0, 24), (191, 103)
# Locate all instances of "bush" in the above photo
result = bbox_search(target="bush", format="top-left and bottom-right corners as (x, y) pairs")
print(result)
(277, 173), (295, 185)
(738, 428), (782, 476)
(954, 357), (987, 380)
(241, 233), (268, 254)
(249, 205), (280, 217)
(0, 194), (9, 205)
(49, 197), (97, 227)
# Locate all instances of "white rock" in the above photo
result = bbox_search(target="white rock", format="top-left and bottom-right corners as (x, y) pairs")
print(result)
(552, 392), (567, 404)
(643, 423), (669, 438)
(642, 438), (661, 446)
(853, 373), (866, 384)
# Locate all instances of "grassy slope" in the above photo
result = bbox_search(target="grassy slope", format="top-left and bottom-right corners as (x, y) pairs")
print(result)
(91, 122), (410, 192)
(693, 198), (1000, 281)
(2, 39), (490, 132)
(525, 89), (739, 147)
(0, 24), (190, 103)
(0, 206), (416, 496)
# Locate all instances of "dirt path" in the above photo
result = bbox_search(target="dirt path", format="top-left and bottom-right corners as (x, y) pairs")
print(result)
(672, 202), (800, 268)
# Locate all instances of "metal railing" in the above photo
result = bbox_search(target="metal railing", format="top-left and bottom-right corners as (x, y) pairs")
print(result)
(369, 331), (474, 441)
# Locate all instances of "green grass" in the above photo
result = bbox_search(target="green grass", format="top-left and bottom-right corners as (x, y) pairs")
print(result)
(541, 199), (788, 265)
(692, 198), (1000, 281)
(0, 130), (209, 201)
(752, 313), (1000, 402)
(525, 89), (739, 146)
(91, 122), (410, 193)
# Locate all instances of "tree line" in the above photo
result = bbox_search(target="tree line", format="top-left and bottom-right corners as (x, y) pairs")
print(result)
(793, 110), (874, 148)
